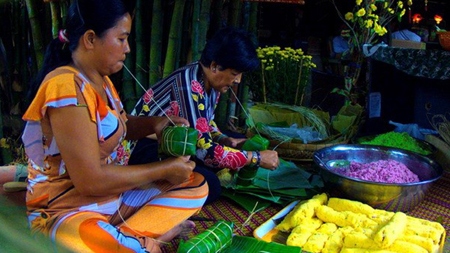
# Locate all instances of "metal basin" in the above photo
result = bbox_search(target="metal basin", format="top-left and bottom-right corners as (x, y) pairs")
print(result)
(313, 144), (443, 212)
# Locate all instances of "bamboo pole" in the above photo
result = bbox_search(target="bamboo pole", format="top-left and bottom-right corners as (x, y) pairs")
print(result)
(198, 0), (211, 55)
(24, 0), (45, 70)
(238, 2), (259, 126)
(180, 0), (193, 66)
(149, 0), (163, 85)
(163, 0), (186, 77)
(228, 0), (242, 27)
(134, 0), (148, 97)
(49, 2), (60, 38)
(191, 0), (201, 61)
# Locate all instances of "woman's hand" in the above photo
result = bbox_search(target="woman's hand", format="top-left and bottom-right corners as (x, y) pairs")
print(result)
(259, 150), (279, 171)
(161, 156), (196, 185)
(153, 116), (190, 141)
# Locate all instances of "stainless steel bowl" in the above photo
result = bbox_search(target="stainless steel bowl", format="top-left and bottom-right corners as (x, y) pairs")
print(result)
(313, 144), (444, 212)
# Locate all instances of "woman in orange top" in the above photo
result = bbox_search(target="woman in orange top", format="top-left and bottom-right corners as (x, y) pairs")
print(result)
(21, 0), (208, 252)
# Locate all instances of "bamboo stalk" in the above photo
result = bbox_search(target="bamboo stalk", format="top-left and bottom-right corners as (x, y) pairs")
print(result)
(228, 0), (242, 27)
(180, 0), (192, 66)
(134, 0), (148, 97)
(163, 0), (186, 77)
(24, 0), (45, 70)
(191, 0), (201, 61)
(149, 0), (163, 85)
(49, 2), (60, 38)
(197, 0), (211, 57)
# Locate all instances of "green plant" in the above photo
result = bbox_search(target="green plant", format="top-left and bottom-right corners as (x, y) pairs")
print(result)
(247, 46), (316, 106)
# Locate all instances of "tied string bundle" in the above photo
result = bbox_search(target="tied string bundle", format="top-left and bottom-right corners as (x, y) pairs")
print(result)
(123, 65), (198, 157)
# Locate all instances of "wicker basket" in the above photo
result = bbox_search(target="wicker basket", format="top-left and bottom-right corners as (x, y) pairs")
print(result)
(268, 138), (349, 162)
(437, 32), (450, 51)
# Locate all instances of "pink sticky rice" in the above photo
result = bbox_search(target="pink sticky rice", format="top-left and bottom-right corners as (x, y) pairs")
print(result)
(335, 159), (420, 183)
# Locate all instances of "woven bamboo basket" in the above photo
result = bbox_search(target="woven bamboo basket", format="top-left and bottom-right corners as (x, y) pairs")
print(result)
(425, 135), (450, 171)
(268, 138), (349, 162)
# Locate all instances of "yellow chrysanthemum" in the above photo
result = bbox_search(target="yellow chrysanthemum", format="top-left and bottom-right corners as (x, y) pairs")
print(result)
(345, 12), (354, 21)
(356, 8), (366, 17)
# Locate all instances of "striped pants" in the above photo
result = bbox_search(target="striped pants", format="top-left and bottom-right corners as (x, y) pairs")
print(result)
(29, 172), (208, 253)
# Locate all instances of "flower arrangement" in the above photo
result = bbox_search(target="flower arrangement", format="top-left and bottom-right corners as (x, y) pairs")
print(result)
(332, 0), (409, 105)
(339, 0), (407, 52)
(247, 46), (316, 105)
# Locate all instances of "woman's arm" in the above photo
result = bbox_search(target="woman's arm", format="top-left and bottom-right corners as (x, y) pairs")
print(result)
(125, 114), (190, 141)
(49, 106), (195, 197)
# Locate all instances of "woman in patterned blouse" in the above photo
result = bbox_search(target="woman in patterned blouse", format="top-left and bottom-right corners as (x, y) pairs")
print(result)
(129, 27), (279, 204)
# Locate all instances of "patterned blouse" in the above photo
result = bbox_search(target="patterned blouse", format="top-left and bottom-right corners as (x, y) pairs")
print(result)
(22, 66), (128, 215)
(131, 62), (248, 170)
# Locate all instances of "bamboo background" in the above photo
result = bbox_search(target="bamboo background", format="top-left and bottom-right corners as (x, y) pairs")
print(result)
(0, 0), (262, 165)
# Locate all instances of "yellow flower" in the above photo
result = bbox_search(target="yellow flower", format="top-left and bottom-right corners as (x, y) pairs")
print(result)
(365, 19), (374, 28)
(356, 0), (362, 5)
(398, 1), (403, 8)
(370, 4), (377, 11)
(400, 8), (405, 17)
(345, 12), (354, 21)
(387, 8), (394, 14)
(356, 8), (366, 17)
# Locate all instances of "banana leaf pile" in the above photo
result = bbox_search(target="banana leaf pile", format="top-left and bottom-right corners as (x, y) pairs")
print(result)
(220, 158), (324, 212)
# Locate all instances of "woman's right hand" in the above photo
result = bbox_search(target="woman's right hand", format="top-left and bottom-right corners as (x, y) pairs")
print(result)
(259, 150), (279, 171)
(162, 156), (196, 185)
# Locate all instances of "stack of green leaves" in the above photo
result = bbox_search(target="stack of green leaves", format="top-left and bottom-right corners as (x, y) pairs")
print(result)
(221, 158), (324, 212)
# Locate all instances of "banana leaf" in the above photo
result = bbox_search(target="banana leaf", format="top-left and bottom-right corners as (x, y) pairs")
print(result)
(221, 159), (324, 212)
(222, 235), (301, 253)
(221, 190), (273, 213)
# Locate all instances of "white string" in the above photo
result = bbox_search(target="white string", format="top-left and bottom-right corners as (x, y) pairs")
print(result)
(229, 87), (262, 137)
(123, 64), (176, 125)
(235, 201), (259, 235)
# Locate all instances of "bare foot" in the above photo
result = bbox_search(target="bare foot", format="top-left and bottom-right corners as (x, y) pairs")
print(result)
(157, 220), (195, 243)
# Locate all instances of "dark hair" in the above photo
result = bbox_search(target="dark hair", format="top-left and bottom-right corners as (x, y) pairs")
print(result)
(28, 0), (135, 100)
(199, 27), (259, 73)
